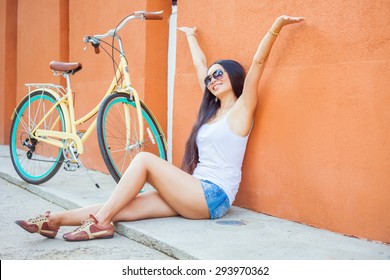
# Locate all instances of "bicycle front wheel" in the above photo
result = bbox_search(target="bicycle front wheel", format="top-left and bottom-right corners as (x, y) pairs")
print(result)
(97, 93), (167, 182)
(9, 90), (66, 184)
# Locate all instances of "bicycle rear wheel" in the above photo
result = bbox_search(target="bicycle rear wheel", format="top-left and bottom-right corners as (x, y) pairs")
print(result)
(97, 92), (167, 183)
(9, 90), (65, 184)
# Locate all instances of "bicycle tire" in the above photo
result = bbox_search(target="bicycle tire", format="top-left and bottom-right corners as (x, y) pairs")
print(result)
(9, 90), (66, 184)
(97, 92), (167, 183)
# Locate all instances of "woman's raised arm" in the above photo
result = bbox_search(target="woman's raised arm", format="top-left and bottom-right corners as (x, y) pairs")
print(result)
(178, 27), (208, 93)
(231, 16), (305, 135)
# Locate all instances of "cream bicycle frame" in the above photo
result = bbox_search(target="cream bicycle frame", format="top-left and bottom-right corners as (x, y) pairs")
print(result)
(13, 55), (143, 155)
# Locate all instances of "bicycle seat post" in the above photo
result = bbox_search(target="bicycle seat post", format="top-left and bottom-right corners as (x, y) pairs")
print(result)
(63, 72), (71, 91)
(61, 71), (77, 135)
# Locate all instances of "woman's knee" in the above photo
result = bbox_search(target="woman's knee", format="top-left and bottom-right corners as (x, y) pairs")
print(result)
(133, 152), (156, 164)
(132, 152), (161, 172)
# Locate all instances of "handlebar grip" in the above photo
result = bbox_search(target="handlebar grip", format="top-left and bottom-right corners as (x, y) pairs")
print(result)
(89, 37), (100, 54)
(144, 11), (163, 20)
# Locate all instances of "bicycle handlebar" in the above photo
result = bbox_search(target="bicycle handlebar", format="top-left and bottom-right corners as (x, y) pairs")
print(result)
(83, 11), (163, 54)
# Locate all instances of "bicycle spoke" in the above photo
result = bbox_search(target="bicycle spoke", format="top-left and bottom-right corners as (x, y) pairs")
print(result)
(31, 92), (44, 130)
(14, 111), (30, 134)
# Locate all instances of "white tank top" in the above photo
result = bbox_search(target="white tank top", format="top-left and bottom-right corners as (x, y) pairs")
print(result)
(192, 112), (250, 205)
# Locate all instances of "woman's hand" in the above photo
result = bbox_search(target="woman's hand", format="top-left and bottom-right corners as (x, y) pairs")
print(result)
(177, 26), (198, 37)
(274, 15), (305, 29)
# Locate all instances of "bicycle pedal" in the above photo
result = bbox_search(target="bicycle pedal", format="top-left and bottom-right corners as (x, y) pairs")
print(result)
(64, 160), (80, 171)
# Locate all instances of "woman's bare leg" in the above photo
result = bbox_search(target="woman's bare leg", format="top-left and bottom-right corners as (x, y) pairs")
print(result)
(94, 152), (210, 226)
(48, 204), (103, 229)
(48, 190), (179, 229)
(18, 152), (206, 239)
(111, 191), (179, 221)
(48, 152), (209, 229)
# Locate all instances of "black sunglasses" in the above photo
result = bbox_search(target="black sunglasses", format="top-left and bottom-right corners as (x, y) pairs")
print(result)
(204, 69), (225, 87)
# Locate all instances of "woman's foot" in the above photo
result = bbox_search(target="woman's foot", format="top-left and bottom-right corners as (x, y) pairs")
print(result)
(63, 214), (114, 241)
(15, 211), (59, 238)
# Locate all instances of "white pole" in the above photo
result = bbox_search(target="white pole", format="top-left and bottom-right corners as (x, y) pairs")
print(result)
(167, 4), (177, 163)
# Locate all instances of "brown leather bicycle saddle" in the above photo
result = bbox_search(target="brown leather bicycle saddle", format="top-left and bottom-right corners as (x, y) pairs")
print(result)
(50, 61), (82, 74)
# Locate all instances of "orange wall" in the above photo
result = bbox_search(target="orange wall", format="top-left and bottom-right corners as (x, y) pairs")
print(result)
(16, 0), (64, 98)
(0, 0), (17, 144)
(174, 0), (390, 243)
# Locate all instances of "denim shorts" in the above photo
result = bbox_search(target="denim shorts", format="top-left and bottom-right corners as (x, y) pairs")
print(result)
(200, 179), (230, 219)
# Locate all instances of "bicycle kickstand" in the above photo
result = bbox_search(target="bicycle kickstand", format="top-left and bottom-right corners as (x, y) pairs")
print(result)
(63, 144), (101, 188)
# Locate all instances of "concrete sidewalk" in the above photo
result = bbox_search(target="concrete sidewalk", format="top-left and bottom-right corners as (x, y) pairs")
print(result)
(0, 145), (389, 260)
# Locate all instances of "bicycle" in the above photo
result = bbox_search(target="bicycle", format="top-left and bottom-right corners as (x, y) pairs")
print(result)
(9, 11), (167, 185)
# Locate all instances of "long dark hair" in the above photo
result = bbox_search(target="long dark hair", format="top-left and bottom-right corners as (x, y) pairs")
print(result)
(181, 59), (246, 174)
